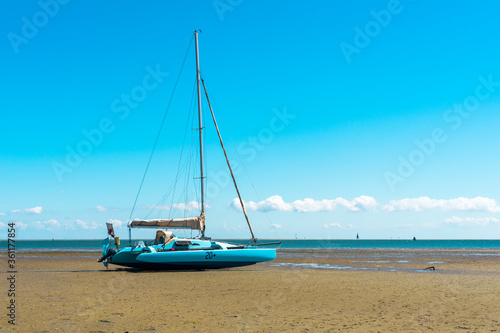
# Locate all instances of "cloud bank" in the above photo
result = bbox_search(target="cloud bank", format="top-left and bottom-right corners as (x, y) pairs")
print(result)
(107, 219), (124, 227)
(12, 206), (44, 214)
(232, 195), (378, 213)
(383, 197), (500, 212)
(33, 219), (60, 230)
(323, 223), (354, 229)
(76, 219), (99, 230)
(147, 201), (207, 211)
(232, 195), (500, 214)
(444, 216), (500, 225)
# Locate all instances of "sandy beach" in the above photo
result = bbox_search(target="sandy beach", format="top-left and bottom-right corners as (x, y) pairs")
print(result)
(2, 248), (500, 332)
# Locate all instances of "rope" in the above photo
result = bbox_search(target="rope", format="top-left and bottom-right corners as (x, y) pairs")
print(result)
(201, 82), (281, 241)
(167, 78), (197, 218)
(201, 78), (256, 242)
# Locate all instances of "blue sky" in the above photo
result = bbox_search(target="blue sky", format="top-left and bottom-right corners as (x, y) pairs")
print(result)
(2, 0), (500, 239)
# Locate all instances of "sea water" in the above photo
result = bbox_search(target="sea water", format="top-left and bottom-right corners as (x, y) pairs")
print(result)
(2, 239), (499, 252)
(3, 239), (498, 273)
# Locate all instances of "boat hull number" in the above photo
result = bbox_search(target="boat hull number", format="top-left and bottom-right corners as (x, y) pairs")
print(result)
(205, 251), (216, 259)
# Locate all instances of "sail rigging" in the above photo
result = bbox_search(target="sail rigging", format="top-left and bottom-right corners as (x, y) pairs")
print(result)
(201, 78), (256, 241)
(127, 35), (195, 226)
(130, 213), (205, 230)
(127, 31), (206, 235)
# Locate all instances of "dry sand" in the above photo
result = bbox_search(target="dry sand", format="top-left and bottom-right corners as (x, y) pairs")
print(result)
(2, 249), (500, 332)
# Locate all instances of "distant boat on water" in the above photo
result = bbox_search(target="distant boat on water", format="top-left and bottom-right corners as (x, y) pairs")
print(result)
(356, 233), (359, 240)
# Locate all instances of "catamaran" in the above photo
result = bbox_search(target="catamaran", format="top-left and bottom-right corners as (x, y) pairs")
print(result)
(98, 31), (277, 269)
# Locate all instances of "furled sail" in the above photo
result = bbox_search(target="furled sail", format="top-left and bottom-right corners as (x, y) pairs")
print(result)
(129, 213), (205, 231)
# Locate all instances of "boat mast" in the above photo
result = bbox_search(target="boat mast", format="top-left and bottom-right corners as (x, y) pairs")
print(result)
(195, 30), (206, 237)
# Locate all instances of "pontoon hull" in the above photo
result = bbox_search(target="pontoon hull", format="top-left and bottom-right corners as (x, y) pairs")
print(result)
(108, 247), (276, 270)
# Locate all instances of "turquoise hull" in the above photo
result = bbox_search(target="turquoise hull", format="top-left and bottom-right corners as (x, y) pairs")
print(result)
(105, 240), (276, 270)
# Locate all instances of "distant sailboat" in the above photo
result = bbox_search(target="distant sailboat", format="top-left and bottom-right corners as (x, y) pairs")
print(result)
(356, 233), (359, 240)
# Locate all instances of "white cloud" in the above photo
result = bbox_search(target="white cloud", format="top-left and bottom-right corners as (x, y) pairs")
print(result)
(107, 219), (124, 228)
(232, 195), (378, 213)
(444, 216), (500, 226)
(76, 219), (99, 230)
(239, 195), (293, 212)
(147, 201), (206, 212)
(383, 197), (500, 212)
(25, 206), (44, 214)
(272, 224), (282, 229)
(46, 219), (59, 226)
(96, 206), (120, 212)
(12, 206), (44, 214)
(172, 201), (203, 211)
(0, 212), (6, 216)
(291, 198), (338, 213)
(351, 196), (378, 211)
(15, 222), (28, 230)
(0, 221), (4, 228)
(324, 223), (352, 229)
(33, 219), (60, 230)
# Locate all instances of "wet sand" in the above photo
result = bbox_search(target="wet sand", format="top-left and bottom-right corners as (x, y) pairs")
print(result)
(2, 249), (500, 332)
